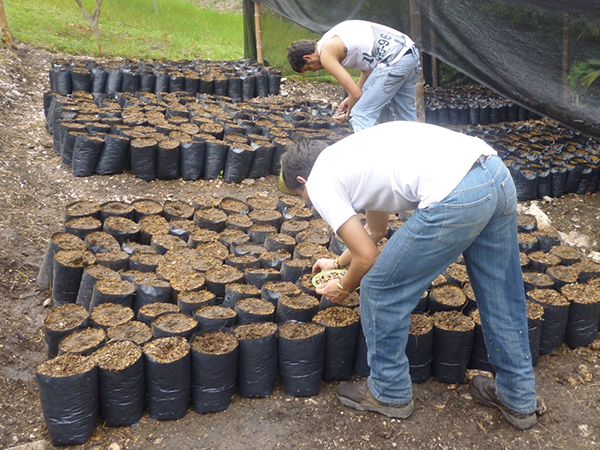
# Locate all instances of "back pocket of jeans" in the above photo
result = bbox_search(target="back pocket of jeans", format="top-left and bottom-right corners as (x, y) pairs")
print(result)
(439, 194), (492, 244)
(383, 69), (408, 94)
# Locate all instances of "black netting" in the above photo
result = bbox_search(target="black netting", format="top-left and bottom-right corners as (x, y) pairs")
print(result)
(249, 0), (600, 139)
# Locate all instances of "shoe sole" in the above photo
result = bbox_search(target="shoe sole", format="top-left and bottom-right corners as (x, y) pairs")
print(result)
(470, 386), (537, 430)
(336, 394), (414, 419)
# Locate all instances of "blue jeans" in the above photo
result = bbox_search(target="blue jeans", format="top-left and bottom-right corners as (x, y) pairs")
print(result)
(360, 155), (537, 415)
(350, 49), (420, 132)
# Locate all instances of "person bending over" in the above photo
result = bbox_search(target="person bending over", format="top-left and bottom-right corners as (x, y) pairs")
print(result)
(281, 121), (539, 430)
(287, 20), (420, 132)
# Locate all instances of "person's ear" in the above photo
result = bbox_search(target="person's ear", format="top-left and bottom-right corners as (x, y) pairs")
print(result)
(296, 176), (308, 185)
(302, 54), (312, 62)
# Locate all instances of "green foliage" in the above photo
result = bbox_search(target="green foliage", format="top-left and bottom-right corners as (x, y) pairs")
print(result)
(568, 59), (600, 91)
(4, 0), (244, 60)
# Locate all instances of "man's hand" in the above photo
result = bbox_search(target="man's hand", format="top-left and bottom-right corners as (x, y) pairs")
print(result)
(338, 97), (349, 113)
(312, 258), (337, 274)
(315, 278), (348, 304)
(332, 112), (347, 124)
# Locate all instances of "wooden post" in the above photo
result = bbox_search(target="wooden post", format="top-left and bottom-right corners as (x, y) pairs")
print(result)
(409, 0), (426, 122)
(0, 0), (13, 45)
(254, 2), (264, 65)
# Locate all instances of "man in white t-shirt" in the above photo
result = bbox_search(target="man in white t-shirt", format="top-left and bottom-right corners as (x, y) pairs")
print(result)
(280, 121), (539, 430)
(287, 20), (420, 132)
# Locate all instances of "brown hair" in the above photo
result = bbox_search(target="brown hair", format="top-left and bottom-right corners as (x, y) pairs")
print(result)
(281, 139), (329, 191)
(287, 40), (317, 73)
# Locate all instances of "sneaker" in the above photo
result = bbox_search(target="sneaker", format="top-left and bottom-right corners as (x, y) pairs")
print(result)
(470, 375), (537, 430)
(335, 379), (414, 419)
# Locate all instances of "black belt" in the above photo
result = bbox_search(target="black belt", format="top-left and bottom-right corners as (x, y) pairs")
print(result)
(470, 155), (493, 171)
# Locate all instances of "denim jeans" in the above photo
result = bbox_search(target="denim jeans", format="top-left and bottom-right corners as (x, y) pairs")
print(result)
(360, 155), (537, 415)
(350, 49), (421, 132)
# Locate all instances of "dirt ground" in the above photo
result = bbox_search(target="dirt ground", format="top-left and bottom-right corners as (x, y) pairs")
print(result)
(0, 43), (599, 450)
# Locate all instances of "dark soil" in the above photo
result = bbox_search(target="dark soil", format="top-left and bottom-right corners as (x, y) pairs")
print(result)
(0, 43), (600, 450)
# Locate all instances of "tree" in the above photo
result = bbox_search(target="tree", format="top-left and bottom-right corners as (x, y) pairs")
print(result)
(74, 0), (103, 41)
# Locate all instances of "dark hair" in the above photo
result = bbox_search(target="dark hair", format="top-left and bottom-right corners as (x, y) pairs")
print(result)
(281, 139), (329, 192)
(287, 40), (317, 73)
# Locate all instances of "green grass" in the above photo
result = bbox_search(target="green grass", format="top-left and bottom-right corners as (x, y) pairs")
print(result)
(5, 0), (244, 61)
(4, 0), (352, 80)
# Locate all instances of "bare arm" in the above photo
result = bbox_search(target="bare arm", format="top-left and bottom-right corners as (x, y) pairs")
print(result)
(315, 211), (388, 302)
(320, 36), (362, 113)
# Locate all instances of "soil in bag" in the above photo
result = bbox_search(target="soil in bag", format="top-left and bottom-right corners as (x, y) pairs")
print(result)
(232, 322), (278, 397)
(261, 281), (301, 306)
(203, 139), (229, 180)
(76, 264), (121, 311)
(467, 309), (494, 373)
(52, 249), (96, 306)
(313, 306), (360, 382)
(546, 265), (579, 289)
(178, 290), (217, 316)
(223, 143), (255, 183)
(143, 336), (191, 421)
(90, 278), (136, 311)
(245, 267), (281, 288)
(193, 305), (237, 331)
(276, 293), (319, 323)
(260, 249), (292, 271)
(37, 232), (86, 290)
(58, 327), (106, 357)
(527, 300), (544, 366)
(138, 302), (180, 326)
(130, 138), (158, 181)
(43, 303), (90, 359)
(180, 138), (205, 180)
(246, 139), (274, 179)
(85, 230), (121, 254)
(36, 354), (98, 446)
(432, 310), (475, 384)
(103, 216), (140, 246)
(204, 265), (244, 298)
(222, 282), (260, 309)
(90, 302), (135, 330)
(405, 313), (434, 383)
(278, 321), (325, 396)
(234, 298), (276, 325)
(152, 312), (198, 340)
(190, 330), (239, 413)
(270, 137), (293, 175)
(91, 340), (145, 427)
(133, 276), (172, 313)
(156, 139), (181, 180)
(107, 320), (152, 345)
(72, 134), (105, 177)
(561, 284), (600, 349)
(65, 199), (101, 222)
(549, 244), (582, 266)
(319, 291), (360, 311)
(163, 199), (195, 221)
(132, 198), (164, 221)
(527, 288), (570, 354)
(95, 134), (129, 175)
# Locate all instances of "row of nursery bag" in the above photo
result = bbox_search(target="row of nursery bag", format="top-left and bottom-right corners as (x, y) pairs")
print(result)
(44, 89), (350, 181)
(49, 58), (282, 99)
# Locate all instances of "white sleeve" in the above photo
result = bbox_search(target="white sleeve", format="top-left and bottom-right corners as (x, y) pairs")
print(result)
(306, 175), (357, 233)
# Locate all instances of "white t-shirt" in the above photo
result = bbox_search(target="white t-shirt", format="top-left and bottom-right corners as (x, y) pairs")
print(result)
(305, 121), (497, 233)
(317, 20), (414, 72)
